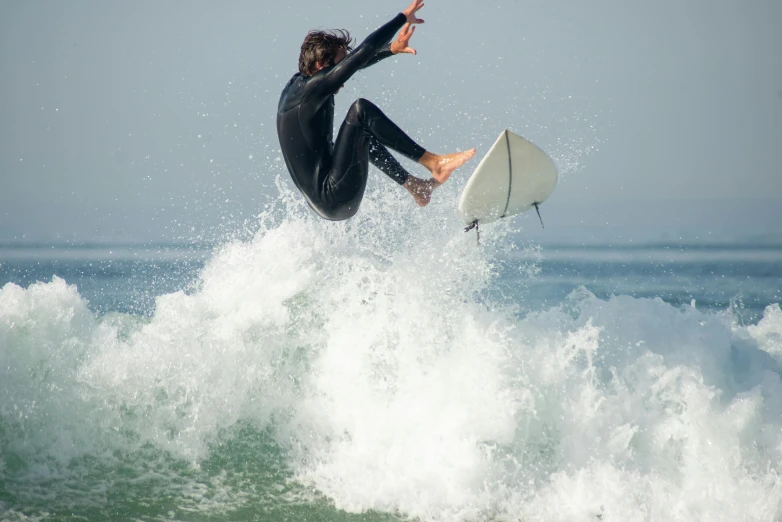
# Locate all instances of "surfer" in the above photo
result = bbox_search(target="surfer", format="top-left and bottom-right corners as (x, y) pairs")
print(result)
(276, 0), (476, 220)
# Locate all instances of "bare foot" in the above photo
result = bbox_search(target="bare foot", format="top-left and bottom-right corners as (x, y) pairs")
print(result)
(419, 148), (477, 184)
(403, 176), (440, 207)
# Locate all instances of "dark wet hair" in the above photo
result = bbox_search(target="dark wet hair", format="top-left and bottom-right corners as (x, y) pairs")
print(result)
(298, 29), (354, 76)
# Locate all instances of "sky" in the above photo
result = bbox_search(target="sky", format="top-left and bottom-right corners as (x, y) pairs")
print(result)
(1, 0), (780, 244)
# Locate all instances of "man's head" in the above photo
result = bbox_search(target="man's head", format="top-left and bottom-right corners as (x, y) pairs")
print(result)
(299, 29), (354, 76)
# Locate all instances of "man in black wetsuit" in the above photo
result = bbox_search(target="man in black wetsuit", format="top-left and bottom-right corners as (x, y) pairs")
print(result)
(277, 0), (476, 221)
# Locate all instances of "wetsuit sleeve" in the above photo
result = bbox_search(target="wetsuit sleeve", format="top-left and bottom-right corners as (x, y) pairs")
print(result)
(360, 43), (394, 70)
(310, 13), (406, 96)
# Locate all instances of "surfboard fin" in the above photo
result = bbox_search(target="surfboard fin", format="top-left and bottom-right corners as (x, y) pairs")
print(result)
(534, 202), (544, 228)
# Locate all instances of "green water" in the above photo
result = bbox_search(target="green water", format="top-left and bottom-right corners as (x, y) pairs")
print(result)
(2, 423), (405, 521)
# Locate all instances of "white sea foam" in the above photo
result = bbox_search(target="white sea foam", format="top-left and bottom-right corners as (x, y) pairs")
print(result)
(1, 182), (781, 521)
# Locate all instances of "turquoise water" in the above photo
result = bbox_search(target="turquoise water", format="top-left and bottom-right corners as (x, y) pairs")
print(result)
(2, 242), (778, 320)
(2, 204), (781, 521)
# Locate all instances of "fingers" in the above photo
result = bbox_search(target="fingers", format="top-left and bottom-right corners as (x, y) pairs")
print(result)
(412, 0), (424, 24)
(399, 23), (416, 42)
(403, 0), (425, 23)
(406, 0), (423, 14)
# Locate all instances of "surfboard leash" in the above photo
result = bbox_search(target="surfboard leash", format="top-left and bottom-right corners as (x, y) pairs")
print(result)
(464, 219), (480, 245)
(466, 205), (542, 245)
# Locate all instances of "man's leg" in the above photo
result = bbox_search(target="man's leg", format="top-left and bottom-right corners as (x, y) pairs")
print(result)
(324, 114), (373, 220)
(326, 98), (475, 217)
(343, 98), (476, 185)
(368, 137), (410, 185)
(346, 98), (427, 164)
(369, 138), (440, 207)
(326, 99), (427, 217)
(369, 137), (441, 207)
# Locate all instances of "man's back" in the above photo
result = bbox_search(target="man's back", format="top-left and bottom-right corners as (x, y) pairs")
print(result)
(277, 72), (336, 214)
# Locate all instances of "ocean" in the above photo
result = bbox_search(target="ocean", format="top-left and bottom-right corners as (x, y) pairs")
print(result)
(1, 189), (781, 521)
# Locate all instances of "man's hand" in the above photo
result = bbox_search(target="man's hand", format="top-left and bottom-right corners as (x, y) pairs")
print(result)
(401, 0), (424, 25)
(391, 23), (417, 55)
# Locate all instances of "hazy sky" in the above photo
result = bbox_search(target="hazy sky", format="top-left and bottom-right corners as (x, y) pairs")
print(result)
(1, 0), (780, 243)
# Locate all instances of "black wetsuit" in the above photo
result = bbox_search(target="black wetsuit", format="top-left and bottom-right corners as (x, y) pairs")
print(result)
(277, 13), (426, 220)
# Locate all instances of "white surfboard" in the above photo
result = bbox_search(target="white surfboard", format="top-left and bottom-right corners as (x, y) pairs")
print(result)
(458, 130), (557, 227)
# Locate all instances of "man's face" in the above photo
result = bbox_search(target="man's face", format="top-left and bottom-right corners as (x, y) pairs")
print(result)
(332, 48), (347, 65)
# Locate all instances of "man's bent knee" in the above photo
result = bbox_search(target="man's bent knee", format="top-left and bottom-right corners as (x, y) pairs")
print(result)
(346, 98), (379, 125)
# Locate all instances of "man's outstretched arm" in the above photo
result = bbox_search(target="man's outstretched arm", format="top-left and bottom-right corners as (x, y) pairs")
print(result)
(312, 0), (425, 95)
(361, 23), (419, 70)
(360, 43), (394, 71)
